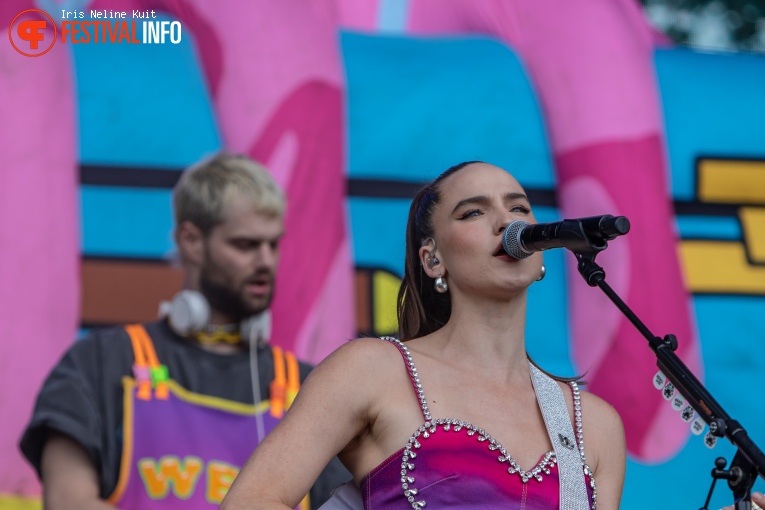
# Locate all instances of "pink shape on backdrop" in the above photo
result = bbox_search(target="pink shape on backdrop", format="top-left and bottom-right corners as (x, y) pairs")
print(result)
(179, 0), (365, 361)
(558, 176), (631, 373)
(1, 0), (378, 495)
(0, 1), (35, 28)
(334, 0), (379, 31)
(176, 0), (363, 150)
(295, 237), (356, 361)
(408, 0), (661, 154)
(264, 131), (299, 189)
(556, 135), (700, 460)
(249, 81), (354, 361)
(0, 36), (79, 495)
(407, 0), (701, 461)
(97, 0), (225, 97)
(141, 0), (369, 360)
(89, 0), (363, 361)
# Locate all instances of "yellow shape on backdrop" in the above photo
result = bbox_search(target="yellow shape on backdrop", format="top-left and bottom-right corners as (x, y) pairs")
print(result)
(680, 158), (765, 294)
(698, 159), (765, 204)
(373, 270), (401, 336)
(0, 495), (41, 510)
(680, 241), (765, 294)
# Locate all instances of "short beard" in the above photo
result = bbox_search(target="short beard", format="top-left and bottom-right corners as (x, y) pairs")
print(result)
(199, 270), (267, 324)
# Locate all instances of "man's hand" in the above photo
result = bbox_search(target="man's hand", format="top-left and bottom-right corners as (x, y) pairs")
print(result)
(721, 491), (764, 510)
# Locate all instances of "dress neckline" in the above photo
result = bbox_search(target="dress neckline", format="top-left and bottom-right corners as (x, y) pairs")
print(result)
(360, 337), (596, 510)
(363, 337), (567, 483)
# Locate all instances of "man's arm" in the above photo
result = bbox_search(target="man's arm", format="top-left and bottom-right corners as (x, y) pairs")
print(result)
(40, 433), (115, 510)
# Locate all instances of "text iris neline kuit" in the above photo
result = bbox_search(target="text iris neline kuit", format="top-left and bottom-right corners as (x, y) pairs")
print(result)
(61, 10), (159, 19)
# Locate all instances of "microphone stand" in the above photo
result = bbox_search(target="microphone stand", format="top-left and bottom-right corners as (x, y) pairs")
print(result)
(570, 243), (765, 509)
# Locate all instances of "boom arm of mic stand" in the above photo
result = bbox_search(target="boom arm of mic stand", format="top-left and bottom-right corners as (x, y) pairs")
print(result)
(573, 252), (765, 486)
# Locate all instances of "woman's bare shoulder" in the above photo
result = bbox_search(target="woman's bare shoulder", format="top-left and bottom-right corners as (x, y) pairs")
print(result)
(309, 337), (408, 385)
(555, 381), (625, 451)
(323, 336), (404, 363)
(574, 386), (627, 503)
(555, 381), (620, 420)
(577, 388), (623, 430)
(572, 386), (626, 474)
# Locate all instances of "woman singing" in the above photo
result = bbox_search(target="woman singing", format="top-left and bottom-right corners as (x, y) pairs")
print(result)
(222, 161), (626, 509)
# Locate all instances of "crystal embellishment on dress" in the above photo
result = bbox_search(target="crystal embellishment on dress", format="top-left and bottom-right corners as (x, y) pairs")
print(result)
(382, 337), (597, 509)
(399, 418), (560, 509)
(559, 433), (575, 450)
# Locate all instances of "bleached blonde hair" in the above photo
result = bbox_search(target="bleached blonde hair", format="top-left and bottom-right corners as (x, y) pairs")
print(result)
(173, 151), (285, 236)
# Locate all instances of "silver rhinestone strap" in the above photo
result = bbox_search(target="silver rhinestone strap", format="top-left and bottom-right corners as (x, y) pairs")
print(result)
(569, 382), (586, 463)
(529, 363), (590, 510)
(569, 381), (597, 509)
(381, 337), (432, 422)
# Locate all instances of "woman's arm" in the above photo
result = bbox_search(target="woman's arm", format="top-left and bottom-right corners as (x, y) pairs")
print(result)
(221, 338), (390, 509)
(580, 391), (626, 510)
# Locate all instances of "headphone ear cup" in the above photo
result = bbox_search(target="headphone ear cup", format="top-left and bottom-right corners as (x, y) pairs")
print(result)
(165, 290), (210, 336)
(241, 311), (271, 345)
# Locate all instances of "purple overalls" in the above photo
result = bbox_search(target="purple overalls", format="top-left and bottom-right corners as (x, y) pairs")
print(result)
(107, 324), (309, 509)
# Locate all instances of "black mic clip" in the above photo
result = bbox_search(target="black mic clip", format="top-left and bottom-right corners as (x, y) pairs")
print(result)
(562, 215), (630, 287)
(568, 214), (631, 254)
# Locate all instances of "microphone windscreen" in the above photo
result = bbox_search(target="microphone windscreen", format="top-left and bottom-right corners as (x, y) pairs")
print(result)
(502, 220), (532, 259)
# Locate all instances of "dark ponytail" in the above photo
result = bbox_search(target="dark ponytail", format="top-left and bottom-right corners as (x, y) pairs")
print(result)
(396, 161), (481, 340)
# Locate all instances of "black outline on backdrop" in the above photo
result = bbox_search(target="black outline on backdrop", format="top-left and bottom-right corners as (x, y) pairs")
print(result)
(354, 265), (401, 338)
(80, 164), (558, 205)
(80, 163), (746, 217)
(80, 158), (765, 296)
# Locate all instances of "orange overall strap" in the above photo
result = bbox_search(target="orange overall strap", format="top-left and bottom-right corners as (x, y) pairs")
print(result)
(269, 347), (301, 417)
(284, 351), (300, 410)
(269, 346), (286, 418)
(125, 324), (153, 401)
(124, 325), (169, 400)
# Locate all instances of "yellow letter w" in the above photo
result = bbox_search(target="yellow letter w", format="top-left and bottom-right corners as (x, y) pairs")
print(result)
(138, 456), (203, 500)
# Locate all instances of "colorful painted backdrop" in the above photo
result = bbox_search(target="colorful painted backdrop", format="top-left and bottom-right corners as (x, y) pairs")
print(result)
(1, 0), (763, 508)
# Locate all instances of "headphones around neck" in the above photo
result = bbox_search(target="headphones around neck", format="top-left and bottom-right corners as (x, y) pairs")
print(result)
(158, 289), (271, 345)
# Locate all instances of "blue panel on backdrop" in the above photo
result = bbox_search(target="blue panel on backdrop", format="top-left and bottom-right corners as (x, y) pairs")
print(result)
(653, 47), (765, 510)
(81, 186), (175, 258)
(523, 207), (573, 378)
(675, 215), (741, 240)
(655, 48), (765, 200)
(342, 32), (554, 188)
(73, 14), (221, 167)
(625, 295), (765, 508)
(348, 197), (410, 274)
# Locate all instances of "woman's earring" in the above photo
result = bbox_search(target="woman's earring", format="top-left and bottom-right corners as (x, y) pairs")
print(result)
(536, 265), (546, 281)
(434, 272), (448, 293)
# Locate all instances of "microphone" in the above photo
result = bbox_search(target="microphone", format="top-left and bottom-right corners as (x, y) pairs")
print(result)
(502, 215), (630, 259)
